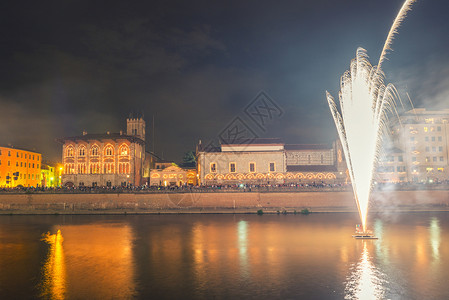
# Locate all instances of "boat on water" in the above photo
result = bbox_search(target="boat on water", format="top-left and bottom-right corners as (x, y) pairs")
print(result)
(352, 233), (378, 239)
(352, 224), (378, 239)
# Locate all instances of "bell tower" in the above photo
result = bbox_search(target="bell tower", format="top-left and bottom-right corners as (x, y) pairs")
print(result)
(127, 115), (146, 141)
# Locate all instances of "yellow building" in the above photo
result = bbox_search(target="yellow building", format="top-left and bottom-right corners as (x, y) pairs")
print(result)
(40, 162), (56, 187)
(0, 146), (42, 187)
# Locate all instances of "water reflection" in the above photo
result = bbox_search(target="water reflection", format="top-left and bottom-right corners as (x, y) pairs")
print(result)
(429, 217), (440, 261)
(40, 230), (66, 300)
(345, 242), (387, 300)
(237, 220), (249, 277)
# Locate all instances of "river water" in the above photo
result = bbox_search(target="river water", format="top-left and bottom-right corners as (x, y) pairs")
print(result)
(0, 212), (448, 299)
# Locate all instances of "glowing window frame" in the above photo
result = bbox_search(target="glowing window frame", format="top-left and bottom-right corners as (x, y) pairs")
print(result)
(249, 162), (256, 173)
(104, 144), (114, 156)
(229, 162), (236, 173)
(119, 144), (130, 156)
(210, 162), (217, 173)
(90, 144), (100, 157)
(66, 145), (74, 158)
(78, 145), (86, 157)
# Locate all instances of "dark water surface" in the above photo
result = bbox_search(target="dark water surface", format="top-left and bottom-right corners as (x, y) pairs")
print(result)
(1, 212), (448, 299)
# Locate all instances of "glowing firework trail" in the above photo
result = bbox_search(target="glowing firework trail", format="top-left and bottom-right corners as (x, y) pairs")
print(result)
(378, 0), (417, 69)
(326, 0), (416, 232)
(327, 48), (397, 232)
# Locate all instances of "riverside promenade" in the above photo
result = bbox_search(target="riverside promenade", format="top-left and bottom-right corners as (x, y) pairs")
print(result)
(1, 188), (449, 214)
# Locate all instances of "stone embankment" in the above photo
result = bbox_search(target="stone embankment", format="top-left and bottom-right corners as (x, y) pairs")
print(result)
(1, 190), (449, 214)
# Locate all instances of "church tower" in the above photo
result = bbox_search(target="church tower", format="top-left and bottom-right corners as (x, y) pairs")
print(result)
(127, 115), (146, 141)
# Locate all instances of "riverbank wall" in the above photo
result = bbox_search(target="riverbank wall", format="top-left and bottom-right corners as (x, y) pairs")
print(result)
(1, 190), (449, 214)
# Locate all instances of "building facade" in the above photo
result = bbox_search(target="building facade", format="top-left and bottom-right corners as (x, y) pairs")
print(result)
(149, 165), (197, 186)
(57, 117), (146, 187)
(378, 108), (449, 183)
(0, 146), (42, 187)
(197, 138), (346, 185)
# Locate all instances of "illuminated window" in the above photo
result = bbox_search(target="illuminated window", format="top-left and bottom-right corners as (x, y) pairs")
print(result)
(269, 162), (276, 172)
(249, 162), (256, 173)
(426, 168), (433, 172)
(66, 145), (74, 157)
(91, 145), (99, 156)
(229, 163), (236, 173)
(438, 168), (444, 172)
(104, 145), (114, 156)
(119, 145), (129, 156)
(118, 162), (130, 174)
(210, 163), (217, 173)
(424, 127), (428, 132)
(431, 127), (435, 132)
(426, 157), (430, 163)
(79, 146), (86, 156)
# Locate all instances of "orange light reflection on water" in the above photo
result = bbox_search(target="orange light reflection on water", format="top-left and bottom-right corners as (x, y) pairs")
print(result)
(55, 224), (135, 299)
(40, 230), (66, 300)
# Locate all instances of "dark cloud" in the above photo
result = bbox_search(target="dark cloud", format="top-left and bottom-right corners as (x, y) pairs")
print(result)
(0, 0), (448, 162)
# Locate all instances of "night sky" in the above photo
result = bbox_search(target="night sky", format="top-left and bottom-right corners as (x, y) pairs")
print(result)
(1, 0), (448, 163)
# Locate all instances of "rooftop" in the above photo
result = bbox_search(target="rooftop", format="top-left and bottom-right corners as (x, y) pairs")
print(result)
(57, 132), (145, 145)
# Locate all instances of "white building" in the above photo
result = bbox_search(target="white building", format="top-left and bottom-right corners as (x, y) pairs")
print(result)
(378, 108), (449, 183)
(197, 138), (346, 185)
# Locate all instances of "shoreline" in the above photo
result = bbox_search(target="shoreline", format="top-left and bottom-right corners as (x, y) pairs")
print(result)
(1, 190), (449, 215)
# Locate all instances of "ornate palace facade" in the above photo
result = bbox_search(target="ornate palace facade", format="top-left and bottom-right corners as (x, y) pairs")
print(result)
(57, 117), (146, 187)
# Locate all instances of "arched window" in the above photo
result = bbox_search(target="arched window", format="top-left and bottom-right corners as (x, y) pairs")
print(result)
(66, 145), (74, 157)
(91, 145), (99, 156)
(119, 144), (129, 156)
(79, 146), (86, 157)
(104, 145), (114, 156)
(118, 162), (130, 174)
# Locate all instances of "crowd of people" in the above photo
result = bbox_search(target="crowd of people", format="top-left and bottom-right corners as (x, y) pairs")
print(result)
(1, 180), (449, 194)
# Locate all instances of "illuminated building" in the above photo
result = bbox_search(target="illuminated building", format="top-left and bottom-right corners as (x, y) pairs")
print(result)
(150, 165), (197, 186)
(57, 117), (146, 187)
(378, 108), (449, 183)
(0, 146), (42, 187)
(40, 162), (57, 187)
(197, 138), (346, 185)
